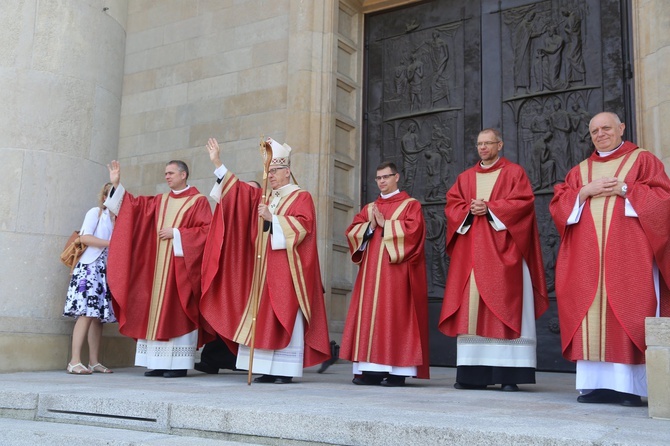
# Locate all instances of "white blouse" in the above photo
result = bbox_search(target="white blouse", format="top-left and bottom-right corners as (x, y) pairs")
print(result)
(78, 207), (114, 265)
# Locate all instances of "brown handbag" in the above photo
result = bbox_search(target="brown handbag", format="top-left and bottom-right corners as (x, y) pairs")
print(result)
(60, 231), (87, 270)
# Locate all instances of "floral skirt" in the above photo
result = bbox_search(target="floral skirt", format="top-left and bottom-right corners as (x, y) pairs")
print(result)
(63, 249), (116, 323)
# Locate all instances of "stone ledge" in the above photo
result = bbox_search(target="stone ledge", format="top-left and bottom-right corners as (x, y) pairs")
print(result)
(37, 394), (170, 431)
(646, 317), (670, 346)
(646, 317), (670, 420)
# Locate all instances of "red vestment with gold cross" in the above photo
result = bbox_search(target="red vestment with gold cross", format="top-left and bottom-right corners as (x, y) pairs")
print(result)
(340, 191), (430, 379)
(200, 173), (331, 367)
(439, 157), (549, 339)
(108, 188), (212, 342)
(550, 142), (670, 364)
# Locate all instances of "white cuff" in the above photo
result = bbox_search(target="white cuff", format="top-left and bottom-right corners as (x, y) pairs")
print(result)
(457, 214), (471, 235)
(567, 195), (585, 225)
(488, 209), (507, 231)
(172, 229), (183, 257)
(271, 215), (286, 250)
(624, 198), (638, 217)
(210, 164), (229, 201)
(104, 184), (125, 216)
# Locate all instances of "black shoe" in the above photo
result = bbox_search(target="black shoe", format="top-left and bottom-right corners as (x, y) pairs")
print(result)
(454, 382), (487, 390)
(501, 384), (519, 392)
(619, 392), (644, 407)
(381, 375), (406, 387)
(275, 376), (293, 384)
(163, 369), (187, 378)
(352, 374), (383, 386)
(194, 362), (219, 374)
(253, 374), (277, 383)
(577, 389), (620, 404)
(144, 369), (166, 377)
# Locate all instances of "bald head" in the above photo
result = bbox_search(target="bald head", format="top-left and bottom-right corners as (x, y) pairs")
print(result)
(588, 112), (625, 152)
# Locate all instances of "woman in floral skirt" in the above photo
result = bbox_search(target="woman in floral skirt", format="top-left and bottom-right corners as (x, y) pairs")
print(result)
(63, 182), (116, 374)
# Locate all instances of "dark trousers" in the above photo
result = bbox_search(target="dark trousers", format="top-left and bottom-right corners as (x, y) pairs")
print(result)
(456, 365), (536, 386)
(199, 336), (237, 370)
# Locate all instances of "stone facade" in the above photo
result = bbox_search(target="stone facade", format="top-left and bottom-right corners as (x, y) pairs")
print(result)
(633, 0), (670, 170)
(0, 0), (134, 372)
(0, 0), (668, 373)
(646, 318), (670, 419)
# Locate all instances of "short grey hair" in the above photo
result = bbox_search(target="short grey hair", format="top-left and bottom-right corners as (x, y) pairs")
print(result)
(166, 160), (189, 179)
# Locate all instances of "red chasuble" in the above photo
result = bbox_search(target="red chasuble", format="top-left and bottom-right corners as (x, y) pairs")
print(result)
(340, 192), (430, 379)
(550, 141), (670, 365)
(108, 187), (212, 342)
(200, 173), (331, 368)
(439, 157), (549, 339)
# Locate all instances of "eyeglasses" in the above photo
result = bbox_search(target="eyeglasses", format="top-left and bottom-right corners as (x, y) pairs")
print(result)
(476, 141), (500, 148)
(268, 167), (288, 175)
(375, 173), (397, 181)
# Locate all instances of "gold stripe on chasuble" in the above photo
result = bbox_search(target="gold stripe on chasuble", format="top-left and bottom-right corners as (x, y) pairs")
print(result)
(466, 169), (503, 333)
(467, 271), (480, 334)
(350, 204), (375, 361)
(346, 222), (368, 258)
(233, 191), (303, 344)
(579, 149), (644, 360)
(146, 193), (202, 340)
(347, 204), (374, 262)
(361, 198), (415, 360)
(220, 172), (238, 200)
(233, 223), (269, 345)
(382, 198), (415, 264)
(283, 214), (311, 321)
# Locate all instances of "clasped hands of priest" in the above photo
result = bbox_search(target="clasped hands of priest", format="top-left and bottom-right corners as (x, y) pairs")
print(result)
(470, 198), (488, 216)
(368, 203), (386, 230)
(578, 177), (626, 205)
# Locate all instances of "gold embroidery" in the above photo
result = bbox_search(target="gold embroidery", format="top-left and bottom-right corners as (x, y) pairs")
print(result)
(146, 192), (203, 340)
(579, 148), (644, 360)
(464, 169), (503, 330)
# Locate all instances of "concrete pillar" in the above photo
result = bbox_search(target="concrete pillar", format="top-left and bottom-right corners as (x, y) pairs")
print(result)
(646, 317), (670, 419)
(0, 0), (132, 372)
(632, 0), (670, 170)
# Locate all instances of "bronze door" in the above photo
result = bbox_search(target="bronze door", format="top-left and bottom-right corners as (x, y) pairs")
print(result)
(363, 0), (633, 371)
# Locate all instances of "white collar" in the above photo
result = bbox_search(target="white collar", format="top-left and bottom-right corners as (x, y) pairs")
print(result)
(380, 189), (401, 199)
(171, 185), (191, 195)
(597, 141), (625, 157)
(480, 157), (500, 169)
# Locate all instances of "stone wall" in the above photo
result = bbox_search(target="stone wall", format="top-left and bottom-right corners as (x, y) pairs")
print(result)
(633, 0), (670, 170)
(0, 0), (132, 372)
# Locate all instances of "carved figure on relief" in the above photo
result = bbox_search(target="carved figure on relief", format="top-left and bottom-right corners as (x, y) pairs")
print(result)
(569, 102), (592, 162)
(425, 207), (448, 288)
(537, 25), (568, 92)
(400, 121), (429, 195)
(428, 31), (450, 105)
(406, 53), (424, 112)
(507, 10), (544, 95)
(424, 124), (453, 202)
(560, 7), (586, 85)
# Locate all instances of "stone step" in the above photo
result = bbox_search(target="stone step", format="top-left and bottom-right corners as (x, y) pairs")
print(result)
(0, 418), (268, 446)
(0, 364), (668, 446)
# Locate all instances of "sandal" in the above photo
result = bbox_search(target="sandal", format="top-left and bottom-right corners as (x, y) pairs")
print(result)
(67, 362), (92, 375)
(88, 363), (113, 373)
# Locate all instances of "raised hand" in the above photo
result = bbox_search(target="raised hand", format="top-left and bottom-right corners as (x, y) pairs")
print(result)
(206, 138), (223, 168)
(107, 160), (121, 188)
